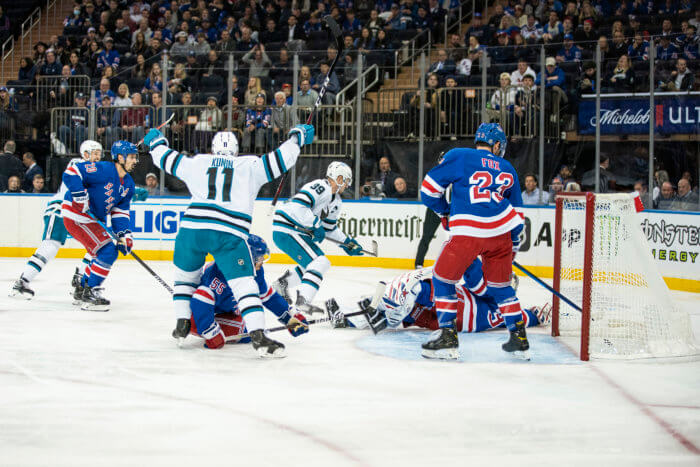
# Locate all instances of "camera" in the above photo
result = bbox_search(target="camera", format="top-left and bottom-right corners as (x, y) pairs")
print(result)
(361, 181), (384, 198)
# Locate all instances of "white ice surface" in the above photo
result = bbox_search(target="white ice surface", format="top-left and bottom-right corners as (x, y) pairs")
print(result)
(1, 258), (699, 467)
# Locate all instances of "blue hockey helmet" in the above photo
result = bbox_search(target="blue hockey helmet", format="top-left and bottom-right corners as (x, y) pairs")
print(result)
(111, 140), (139, 162)
(474, 123), (507, 157)
(247, 234), (270, 263)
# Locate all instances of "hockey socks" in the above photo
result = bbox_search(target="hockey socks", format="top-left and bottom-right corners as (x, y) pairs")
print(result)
(173, 267), (201, 320)
(432, 276), (458, 328)
(21, 240), (61, 283)
(297, 256), (330, 305)
(86, 244), (118, 288)
(228, 276), (265, 332)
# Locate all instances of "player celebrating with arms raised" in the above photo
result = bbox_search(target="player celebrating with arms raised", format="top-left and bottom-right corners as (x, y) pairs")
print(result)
(60, 141), (138, 311)
(271, 162), (364, 314)
(143, 127), (313, 357)
(420, 123), (529, 360)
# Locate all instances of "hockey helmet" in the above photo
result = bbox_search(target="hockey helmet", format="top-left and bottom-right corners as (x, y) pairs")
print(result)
(111, 140), (139, 162)
(79, 140), (103, 161)
(475, 122), (507, 157)
(326, 161), (352, 188)
(212, 131), (239, 157)
(247, 234), (270, 263)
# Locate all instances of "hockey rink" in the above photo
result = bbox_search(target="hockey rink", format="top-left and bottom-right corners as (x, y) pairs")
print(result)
(1, 258), (699, 466)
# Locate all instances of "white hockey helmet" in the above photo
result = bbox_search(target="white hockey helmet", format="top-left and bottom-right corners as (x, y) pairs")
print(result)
(211, 131), (239, 157)
(326, 161), (352, 188)
(79, 140), (103, 161)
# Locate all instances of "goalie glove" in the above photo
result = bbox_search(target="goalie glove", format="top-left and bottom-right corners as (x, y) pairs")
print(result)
(360, 296), (388, 334)
(116, 230), (134, 256)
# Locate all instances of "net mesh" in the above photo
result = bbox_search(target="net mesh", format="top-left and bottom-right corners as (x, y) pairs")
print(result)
(557, 193), (698, 359)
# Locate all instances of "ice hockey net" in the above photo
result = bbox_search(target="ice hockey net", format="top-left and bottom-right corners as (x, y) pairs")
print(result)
(552, 192), (697, 361)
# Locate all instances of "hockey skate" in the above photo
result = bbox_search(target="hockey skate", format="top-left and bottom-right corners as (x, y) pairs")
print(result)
(9, 277), (34, 300)
(421, 327), (460, 360)
(250, 329), (286, 358)
(325, 298), (348, 328)
(172, 318), (192, 347)
(272, 270), (293, 304)
(502, 321), (530, 360)
(295, 292), (324, 316)
(71, 268), (83, 305)
(80, 286), (110, 312)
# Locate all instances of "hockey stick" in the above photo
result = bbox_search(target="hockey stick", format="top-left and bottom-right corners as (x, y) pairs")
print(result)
(224, 309), (369, 343)
(86, 213), (174, 295)
(136, 113), (175, 145)
(269, 15), (344, 210)
(512, 261), (581, 313)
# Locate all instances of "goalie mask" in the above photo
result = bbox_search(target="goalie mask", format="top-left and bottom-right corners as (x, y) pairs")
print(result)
(326, 161), (352, 189)
(212, 131), (239, 157)
(79, 140), (103, 161)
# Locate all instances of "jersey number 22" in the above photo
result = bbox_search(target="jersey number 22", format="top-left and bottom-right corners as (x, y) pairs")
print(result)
(206, 167), (234, 201)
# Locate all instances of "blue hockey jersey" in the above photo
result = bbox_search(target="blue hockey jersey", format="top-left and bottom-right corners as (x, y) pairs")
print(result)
(420, 148), (523, 237)
(61, 161), (134, 233)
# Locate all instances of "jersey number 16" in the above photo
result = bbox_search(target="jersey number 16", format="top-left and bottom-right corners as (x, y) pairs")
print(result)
(469, 171), (514, 203)
(206, 167), (234, 202)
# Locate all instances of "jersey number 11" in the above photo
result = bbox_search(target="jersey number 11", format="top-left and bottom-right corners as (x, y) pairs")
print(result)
(206, 167), (234, 202)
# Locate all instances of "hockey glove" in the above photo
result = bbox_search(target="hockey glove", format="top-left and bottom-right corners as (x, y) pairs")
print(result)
(286, 313), (309, 337)
(71, 190), (90, 213)
(325, 298), (348, 328)
(133, 186), (149, 202)
(288, 124), (315, 147)
(311, 219), (326, 243)
(340, 237), (364, 256)
(360, 297), (387, 334)
(116, 230), (134, 256)
(144, 128), (168, 150)
(440, 214), (450, 231)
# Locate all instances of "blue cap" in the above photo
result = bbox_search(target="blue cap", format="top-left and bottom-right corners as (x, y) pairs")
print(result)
(497, 29), (507, 35)
(111, 140), (138, 161)
(564, 33), (573, 40)
(247, 234), (270, 263)
(475, 123), (507, 157)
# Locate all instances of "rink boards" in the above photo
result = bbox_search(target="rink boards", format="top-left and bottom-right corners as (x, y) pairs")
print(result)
(0, 194), (698, 292)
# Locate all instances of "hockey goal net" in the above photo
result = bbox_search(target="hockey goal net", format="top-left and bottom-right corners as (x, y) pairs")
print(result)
(552, 192), (697, 361)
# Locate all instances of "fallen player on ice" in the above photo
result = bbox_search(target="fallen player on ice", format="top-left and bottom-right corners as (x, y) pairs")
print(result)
(325, 260), (550, 343)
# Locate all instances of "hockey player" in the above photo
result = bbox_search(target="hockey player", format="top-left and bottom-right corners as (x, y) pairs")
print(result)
(420, 123), (528, 360)
(61, 140), (138, 311)
(271, 161), (363, 314)
(188, 235), (310, 349)
(10, 140), (104, 299)
(143, 127), (314, 358)
(325, 261), (550, 334)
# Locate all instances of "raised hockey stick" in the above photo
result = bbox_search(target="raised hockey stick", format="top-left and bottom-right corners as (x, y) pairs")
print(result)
(224, 309), (369, 343)
(136, 113), (175, 145)
(512, 261), (581, 313)
(86, 213), (174, 295)
(269, 15), (344, 210)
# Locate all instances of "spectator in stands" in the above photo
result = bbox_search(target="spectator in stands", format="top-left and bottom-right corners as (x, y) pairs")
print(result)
(522, 173), (544, 205)
(574, 19), (596, 51)
(490, 30), (515, 65)
(536, 57), (565, 91)
(378, 156), (399, 193)
(557, 33), (582, 62)
(242, 44), (272, 79)
(64, 7), (85, 35)
(260, 18), (283, 44)
(343, 10), (362, 33)
(542, 11), (563, 43)
(97, 38), (120, 71)
(230, 76), (245, 104)
(216, 29), (237, 53)
(453, 50), (471, 79)
(95, 78), (116, 105)
(58, 93), (89, 153)
(548, 175), (564, 203)
(672, 178), (699, 211)
(270, 91), (298, 147)
(439, 76), (466, 135)
(576, 60), (597, 97)
(582, 155), (615, 192)
(114, 18), (132, 52)
(355, 28), (375, 54)
(33, 41), (48, 68)
(428, 0), (446, 32)
(143, 63), (164, 95)
(144, 37), (164, 62)
(193, 32), (211, 56)
(150, 92), (174, 127)
(654, 181), (676, 209)
(428, 48), (455, 79)
(30, 174), (48, 193)
(130, 54), (148, 80)
(314, 61), (340, 104)
(144, 173), (169, 196)
(0, 141), (23, 182)
(119, 92), (148, 142)
(521, 14), (542, 43)
(96, 95), (120, 148)
(244, 77), (263, 106)
(627, 33), (649, 61)
(171, 31), (193, 57)
(131, 32), (149, 58)
(114, 83), (132, 107)
(199, 51), (225, 82)
(489, 72), (517, 115)
(609, 31), (628, 61)
(242, 93), (271, 153)
(466, 35), (485, 68)
(513, 72), (537, 131)
(0, 6), (11, 45)
(0, 87), (15, 135)
(385, 4), (407, 30)
(21, 152), (43, 192)
(297, 78), (319, 108)
(283, 15), (306, 48)
(4, 175), (23, 193)
(366, 10), (385, 37)
(690, 8), (700, 29)
(657, 58), (695, 91)
(677, 25), (698, 59)
(392, 177), (411, 198)
(18, 58), (37, 84)
(413, 6), (432, 33)
(40, 51), (62, 76)
(633, 181), (652, 209)
(511, 58), (536, 86)
(604, 55), (635, 92)
(656, 35), (678, 61)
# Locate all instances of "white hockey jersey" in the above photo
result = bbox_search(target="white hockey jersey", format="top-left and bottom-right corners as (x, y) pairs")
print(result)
(380, 267), (433, 327)
(272, 178), (347, 243)
(150, 138), (299, 240)
(44, 158), (84, 217)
